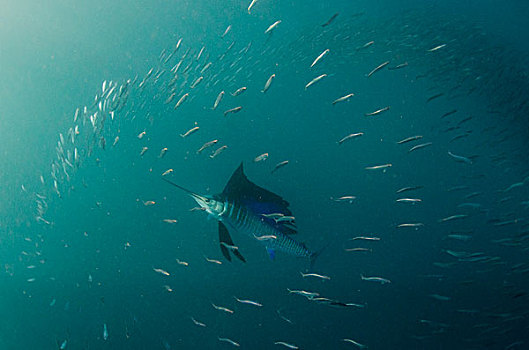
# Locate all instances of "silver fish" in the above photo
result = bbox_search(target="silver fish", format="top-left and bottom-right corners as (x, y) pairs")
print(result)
(231, 87), (247, 96)
(224, 106), (242, 116)
(210, 145), (228, 158)
(310, 49), (329, 68)
(222, 25), (232, 38)
(262, 74), (275, 93)
(265, 20), (281, 34)
(174, 93), (189, 109)
(332, 93), (354, 105)
(247, 0), (258, 14)
(180, 126), (199, 138)
(305, 74), (327, 90)
(212, 91), (225, 110)
(197, 140), (218, 154)
(367, 61), (389, 77)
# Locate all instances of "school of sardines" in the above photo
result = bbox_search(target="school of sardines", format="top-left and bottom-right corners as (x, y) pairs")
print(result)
(16, 3), (529, 350)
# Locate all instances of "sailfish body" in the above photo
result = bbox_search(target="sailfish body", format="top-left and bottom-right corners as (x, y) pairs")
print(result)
(164, 163), (315, 263)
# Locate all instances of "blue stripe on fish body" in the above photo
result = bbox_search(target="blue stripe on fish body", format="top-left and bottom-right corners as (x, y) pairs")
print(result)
(227, 200), (234, 217)
(221, 199), (311, 258)
(235, 205), (242, 221)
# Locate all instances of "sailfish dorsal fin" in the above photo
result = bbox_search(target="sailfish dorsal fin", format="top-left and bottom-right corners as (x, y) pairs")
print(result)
(222, 163), (297, 234)
(223, 163), (292, 214)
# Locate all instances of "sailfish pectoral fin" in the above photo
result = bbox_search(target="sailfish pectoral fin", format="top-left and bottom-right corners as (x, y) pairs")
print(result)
(219, 243), (232, 262)
(232, 247), (246, 263)
(218, 222), (246, 263)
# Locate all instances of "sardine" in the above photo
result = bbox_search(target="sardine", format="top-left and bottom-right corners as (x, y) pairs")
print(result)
(265, 20), (281, 34)
(165, 92), (176, 104)
(262, 74), (275, 93)
(361, 275), (391, 284)
(153, 267), (170, 276)
(197, 140), (218, 154)
(231, 87), (247, 96)
(367, 61), (389, 77)
(448, 151), (472, 164)
(342, 338), (367, 349)
(274, 342), (299, 349)
(397, 135), (423, 144)
(388, 62), (408, 70)
(310, 49), (329, 68)
(254, 153), (269, 162)
(428, 44), (446, 52)
(397, 223), (424, 228)
(338, 132), (363, 144)
(221, 25), (232, 38)
(332, 93), (354, 105)
(191, 317), (206, 327)
(365, 163), (392, 170)
(427, 92), (444, 103)
(247, 0), (258, 14)
(212, 303), (234, 314)
(271, 160), (289, 174)
(408, 142), (432, 153)
(210, 145), (228, 158)
(305, 74), (327, 89)
(159, 148), (168, 158)
(365, 106), (390, 116)
(234, 296), (262, 307)
(174, 93), (189, 109)
(300, 272), (330, 280)
(180, 126), (200, 138)
(287, 289), (320, 299)
(439, 214), (468, 222)
(218, 337), (239, 347)
(224, 106), (242, 116)
(321, 13), (338, 27)
(212, 91), (225, 110)
(190, 76), (203, 89)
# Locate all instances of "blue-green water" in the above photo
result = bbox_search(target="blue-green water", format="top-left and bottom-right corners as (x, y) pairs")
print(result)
(2, 1), (529, 349)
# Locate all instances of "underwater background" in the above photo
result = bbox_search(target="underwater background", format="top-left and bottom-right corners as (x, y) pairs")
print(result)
(1, 0), (529, 349)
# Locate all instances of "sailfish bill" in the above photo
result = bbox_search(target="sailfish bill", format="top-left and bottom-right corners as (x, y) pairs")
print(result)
(164, 163), (320, 265)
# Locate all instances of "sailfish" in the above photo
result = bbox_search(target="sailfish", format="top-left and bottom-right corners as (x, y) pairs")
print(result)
(163, 163), (320, 264)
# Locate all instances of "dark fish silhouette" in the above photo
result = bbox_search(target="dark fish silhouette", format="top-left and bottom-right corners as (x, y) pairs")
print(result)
(164, 163), (321, 265)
